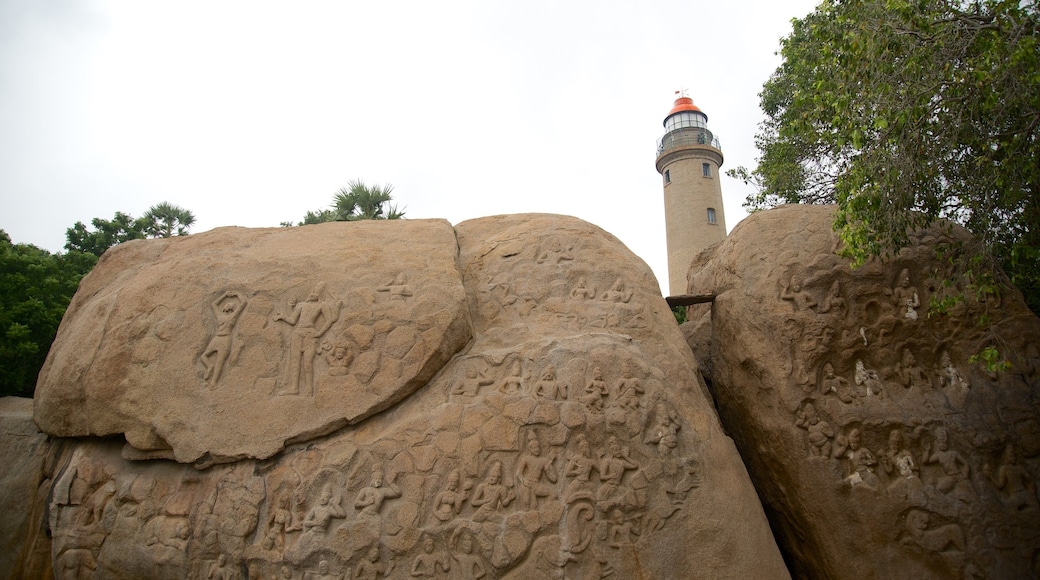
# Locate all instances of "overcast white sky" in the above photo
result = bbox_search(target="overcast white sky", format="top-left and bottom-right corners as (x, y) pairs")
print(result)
(0, 0), (819, 294)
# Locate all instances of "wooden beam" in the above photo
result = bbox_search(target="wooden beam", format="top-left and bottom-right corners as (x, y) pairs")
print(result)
(665, 293), (716, 307)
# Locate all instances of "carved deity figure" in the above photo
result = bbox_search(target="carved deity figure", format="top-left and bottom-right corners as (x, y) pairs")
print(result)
(597, 436), (639, 510)
(936, 352), (968, 391)
(608, 508), (640, 548)
(880, 429), (925, 505)
(355, 545), (394, 580)
(470, 461), (514, 522)
(515, 432), (558, 508)
(817, 280), (847, 318)
(410, 536), (450, 577)
(780, 274), (817, 311)
(208, 554), (237, 580)
(795, 403), (835, 458)
(600, 278), (633, 303)
(536, 240), (574, 264)
(354, 466), (401, 517)
(452, 533), (487, 580)
(614, 363), (644, 409)
(498, 359), (524, 394)
(853, 360), (885, 398)
(262, 496), (295, 551)
(201, 290), (248, 387)
(273, 283), (341, 395)
(647, 402), (681, 456)
(820, 363), (857, 403)
(451, 363), (493, 397)
(570, 277), (596, 300)
(898, 348), (932, 390)
(533, 364), (567, 400)
(984, 443), (1038, 511)
(306, 560), (343, 580)
(324, 342), (354, 377)
(564, 434), (598, 503)
(581, 366), (608, 412)
(892, 268), (921, 321)
(302, 485), (346, 534)
(377, 273), (413, 300)
(836, 428), (880, 489)
(902, 510), (965, 553)
(922, 426), (975, 503)
(432, 470), (469, 522)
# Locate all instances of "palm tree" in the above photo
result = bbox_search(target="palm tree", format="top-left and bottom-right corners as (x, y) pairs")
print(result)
(141, 202), (197, 238)
(332, 180), (405, 221)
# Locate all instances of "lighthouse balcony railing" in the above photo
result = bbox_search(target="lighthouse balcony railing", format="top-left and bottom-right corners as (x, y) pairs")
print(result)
(656, 129), (722, 157)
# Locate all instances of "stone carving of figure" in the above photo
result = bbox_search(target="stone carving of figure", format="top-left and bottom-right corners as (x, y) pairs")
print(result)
(836, 428), (880, 489)
(614, 364), (644, 409)
(581, 367), (608, 412)
(306, 560), (343, 580)
(355, 545), (394, 580)
(354, 466), (401, 517)
(902, 510), (965, 553)
(820, 363), (857, 403)
(892, 268), (921, 321)
(432, 470), (470, 522)
(201, 290), (248, 387)
(880, 429), (925, 505)
(922, 426), (975, 503)
(608, 508), (640, 548)
(536, 240), (574, 264)
(936, 352), (968, 391)
(452, 533), (487, 580)
(898, 348), (932, 390)
(279, 565), (295, 580)
(795, 403), (835, 458)
(470, 461), (514, 522)
(533, 364), (567, 400)
(451, 363), (493, 397)
(570, 277), (596, 300)
(817, 280), (847, 318)
(854, 360), (885, 398)
(600, 278), (633, 303)
(377, 273), (413, 300)
(780, 275), (817, 311)
(207, 554), (237, 580)
(498, 359), (524, 395)
(410, 535), (450, 578)
(262, 496), (295, 551)
(515, 432), (558, 508)
(984, 443), (1038, 511)
(324, 342), (354, 377)
(302, 485), (346, 535)
(564, 434), (598, 503)
(56, 548), (97, 580)
(273, 283), (342, 395)
(646, 401), (681, 456)
(75, 479), (117, 529)
(147, 519), (190, 578)
(597, 436), (639, 510)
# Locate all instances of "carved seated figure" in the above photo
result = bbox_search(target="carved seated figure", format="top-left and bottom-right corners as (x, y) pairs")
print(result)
(984, 443), (1038, 511)
(902, 510), (964, 553)
(936, 352), (968, 391)
(306, 560), (343, 580)
(411, 536), (450, 577)
(835, 428), (880, 489)
(820, 363), (857, 403)
(892, 268), (921, 321)
(897, 348), (932, 390)
(581, 367), (608, 412)
(533, 365), (567, 400)
(880, 429), (925, 505)
(354, 466), (401, 518)
(355, 545), (394, 580)
(498, 360), (524, 395)
(302, 485), (345, 534)
(817, 280), (847, 318)
(854, 360), (886, 398)
(515, 432), (558, 508)
(432, 470), (468, 522)
(451, 364), (493, 397)
(597, 436), (639, 510)
(795, 403), (835, 458)
(452, 533), (487, 580)
(470, 462), (514, 522)
(779, 274), (817, 312)
(377, 273), (413, 300)
(922, 426), (975, 504)
(564, 434), (598, 503)
(569, 277), (596, 300)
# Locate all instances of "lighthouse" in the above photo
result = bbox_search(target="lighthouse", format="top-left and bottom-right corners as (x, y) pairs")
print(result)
(656, 95), (726, 297)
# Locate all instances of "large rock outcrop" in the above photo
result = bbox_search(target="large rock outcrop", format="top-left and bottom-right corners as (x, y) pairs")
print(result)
(15, 215), (788, 579)
(688, 204), (1040, 578)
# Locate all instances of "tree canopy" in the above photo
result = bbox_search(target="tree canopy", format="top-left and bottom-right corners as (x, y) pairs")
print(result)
(65, 202), (197, 257)
(291, 179), (405, 225)
(141, 202), (196, 238)
(733, 0), (1040, 313)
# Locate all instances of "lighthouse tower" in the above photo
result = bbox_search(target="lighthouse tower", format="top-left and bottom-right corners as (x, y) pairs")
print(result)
(655, 95), (726, 297)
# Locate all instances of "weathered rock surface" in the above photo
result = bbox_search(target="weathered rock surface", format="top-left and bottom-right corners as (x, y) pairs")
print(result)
(689, 204), (1040, 579)
(0, 397), (53, 579)
(15, 214), (788, 579)
(34, 220), (471, 464)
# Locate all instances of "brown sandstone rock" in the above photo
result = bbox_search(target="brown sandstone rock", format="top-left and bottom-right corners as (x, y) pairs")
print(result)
(14, 214), (789, 579)
(689, 204), (1040, 578)
(0, 397), (53, 579)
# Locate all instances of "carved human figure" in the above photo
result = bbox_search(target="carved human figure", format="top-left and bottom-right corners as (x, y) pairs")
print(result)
(410, 535), (450, 577)
(273, 283), (341, 395)
(564, 434), (598, 503)
(452, 533), (487, 580)
(614, 363), (644, 409)
(600, 278), (633, 303)
(280, 565), (295, 580)
(536, 240), (573, 264)
(262, 496), (295, 551)
(432, 470), (468, 522)
(581, 366), (609, 412)
(608, 508), (640, 548)
(820, 363), (857, 403)
(354, 466), (401, 517)
(324, 342), (354, 377)
(898, 348), (932, 390)
(892, 268), (921, 321)
(75, 479), (116, 529)
(936, 352), (968, 391)
(451, 363), (493, 397)
(780, 274), (817, 311)
(984, 443), (1038, 511)
(817, 280), (847, 318)
(597, 436), (639, 510)
(201, 290), (248, 387)
(854, 360), (885, 397)
(498, 359), (524, 394)
(647, 401), (681, 456)
(515, 432), (558, 508)
(922, 426), (975, 503)
(355, 545), (394, 580)
(378, 273), (414, 300)
(470, 461), (514, 521)
(148, 519), (190, 578)
(795, 403), (835, 458)
(302, 485), (346, 534)
(570, 277), (596, 300)
(902, 510), (965, 553)
(836, 428), (880, 489)
(533, 364), (567, 400)
(880, 429), (926, 505)
(306, 560), (343, 580)
(208, 554), (237, 580)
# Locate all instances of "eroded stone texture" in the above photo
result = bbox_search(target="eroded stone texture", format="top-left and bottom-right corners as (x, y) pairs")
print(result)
(689, 204), (1040, 578)
(0, 397), (53, 579)
(34, 220), (472, 464)
(18, 214), (789, 579)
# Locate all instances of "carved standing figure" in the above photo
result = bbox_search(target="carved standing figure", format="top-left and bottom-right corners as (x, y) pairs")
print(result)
(410, 535), (450, 577)
(498, 359), (524, 394)
(820, 363), (856, 403)
(984, 443), (1038, 510)
(597, 436), (639, 510)
(302, 485), (345, 535)
(564, 434), (598, 502)
(854, 360), (885, 397)
(922, 426), (975, 503)
(898, 348), (932, 390)
(354, 466), (401, 517)
(892, 268), (921, 321)
(581, 366), (608, 412)
(836, 428), (880, 489)
(470, 461), (514, 522)
(273, 283), (341, 395)
(432, 470), (468, 522)
(515, 432), (558, 508)
(201, 290), (248, 387)
(780, 274), (817, 311)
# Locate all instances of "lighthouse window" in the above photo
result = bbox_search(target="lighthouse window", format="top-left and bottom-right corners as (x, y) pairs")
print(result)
(707, 208), (717, 224)
(664, 170), (671, 184)
(702, 163), (711, 177)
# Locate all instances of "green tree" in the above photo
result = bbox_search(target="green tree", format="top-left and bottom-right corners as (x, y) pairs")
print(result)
(142, 202), (197, 238)
(0, 230), (96, 397)
(292, 179), (405, 225)
(65, 211), (146, 257)
(733, 0), (1040, 313)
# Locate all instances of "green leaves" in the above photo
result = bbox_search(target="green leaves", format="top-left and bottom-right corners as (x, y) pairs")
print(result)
(293, 179), (405, 225)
